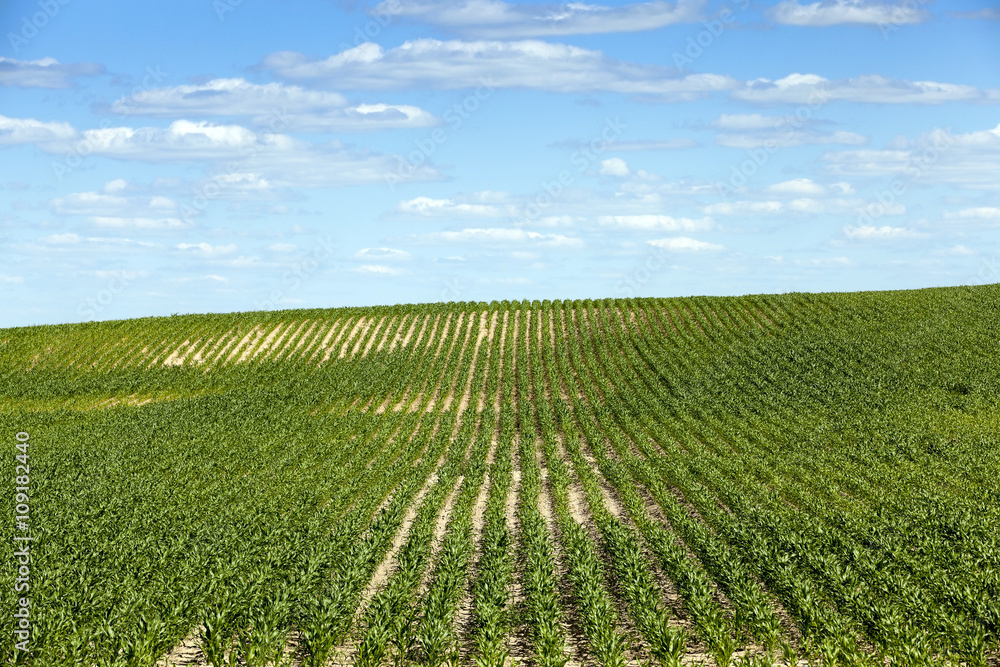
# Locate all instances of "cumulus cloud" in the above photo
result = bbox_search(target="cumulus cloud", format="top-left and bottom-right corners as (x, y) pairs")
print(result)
(768, 1), (928, 26)
(823, 124), (1000, 190)
(372, 0), (706, 37)
(704, 198), (882, 216)
(111, 78), (438, 131)
(647, 236), (723, 251)
(395, 195), (509, 218)
(175, 242), (239, 256)
(599, 158), (630, 176)
(762, 178), (828, 196)
(413, 227), (583, 247)
(733, 73), (998, 105)
(843, 225), (921, 239)
(944, 207), (1000, 221)
(0, 115), (76, 145)
(712, 114), (867, 148)
(262, 40), (736, 100)
(35, 119), (442, 186)
(49, 190), (180, 217)
(352, 264), (405, 275)
(354, 247), (412, 260)
(0, 57), (104, 88)
(598, 214), (712, 231)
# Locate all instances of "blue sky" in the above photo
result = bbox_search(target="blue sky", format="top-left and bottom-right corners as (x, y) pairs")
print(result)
(1, 0), (998, 327)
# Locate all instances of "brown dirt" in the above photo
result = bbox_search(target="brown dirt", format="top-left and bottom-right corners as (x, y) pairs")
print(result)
(319, 317), (356, 364)
(412, 312), (438, 351)
(340, 316), (371, 358)
(476, 311), (500, 413)
(281, 319), (318, 361)
(390, 313), (417, 352)
(359, 315), (389, 358)
(306, 318), (346, 365)
(359, 461), (447, 614)
(455, 311), (490, 414)
(494, 310), (510, 413)
(418, 474), (465, 597)
(251, 322), (293, 363)
(266, 319), (311, 362)
(227, 326), (264, 364)
(153, 626), (204, 666)
(162, 340), (193, 367)
(372, 315), (400, 355)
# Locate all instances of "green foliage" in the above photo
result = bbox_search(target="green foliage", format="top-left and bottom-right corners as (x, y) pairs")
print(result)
(1, 286), (999, 665)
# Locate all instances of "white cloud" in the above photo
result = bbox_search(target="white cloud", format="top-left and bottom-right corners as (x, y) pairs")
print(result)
(395, 195), (508, 218)
(794, 256), (852, 266)
(353, 264), (404, 275)
(598, 214), (712, 231)
(103, 179), (130, 193)
(262, 40), (737, 99)
(113, 78), (438, 131)
(713, 114), (788, 131)
(823, 124), (1000, 190)
(733, 73), (998, 105)
(599, 157), (630, 176)
(37, 120), (442, 186)
(41, 120), (293, 162)
(944, 207), (1000, 221)
(704, 197), (878, 216)
(0, 57), (103, 88)
(945, 245), (976, 255)
(711, 114), (866, 148)
(175, 242), (238, 256)
(373, 0), (706, 37)
(703, 201), (784, 215)
(843, 225), (921, 239)
(716, 129), (867, 148)
(91, 216), (190, 230)
(763, 178), (827, 196)
(768, 1), (928, 26)
(0, 115), (76, 145)
(612, 139), (700, 151)
(268, 243), (300, 253)
(420, 227), (584, 247)
(205, 274), (230, 283)
(0, 275), (24, 284)
(354, 247), (412, 260)
(647, 236), (723, 251)
(49, 191), (181, 217)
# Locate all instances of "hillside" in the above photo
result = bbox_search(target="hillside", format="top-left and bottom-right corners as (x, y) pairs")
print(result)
(2, 287), (999, 666)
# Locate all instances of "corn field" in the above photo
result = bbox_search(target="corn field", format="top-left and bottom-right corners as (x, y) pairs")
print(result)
(1, 287), (999, 666)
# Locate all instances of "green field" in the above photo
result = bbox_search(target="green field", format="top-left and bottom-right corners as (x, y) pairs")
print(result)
(2, 286), (999, 666)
